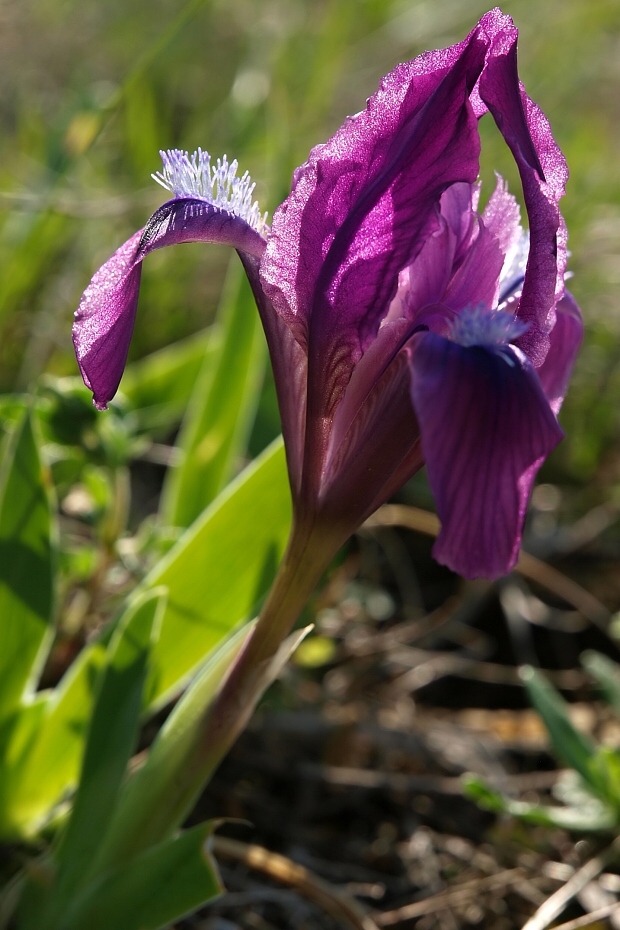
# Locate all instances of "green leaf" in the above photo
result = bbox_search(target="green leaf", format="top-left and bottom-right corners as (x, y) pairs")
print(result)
(48, 590), (165, 913)
(120, 328), (215, 434)
(463, 774), (616, 832)
(0, 410), (55, 721)
(0, 640), (108, 839)
(91, 621), (253, 871)
(160, 258), (266, 528)
(94, 623), (311, 870)
(141, 436), (291, 710)
(521, 666), (597, 789)
(2, 441), (290, 840)
(590, 745), (620, 814)
(582, 650), (620, 719)
(62, 823), (221, 930)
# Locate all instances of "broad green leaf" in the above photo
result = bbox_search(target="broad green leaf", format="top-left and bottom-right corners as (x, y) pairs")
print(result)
(48, 591), (165, 914)
(121, 328), (215, 434)
(94, 623), (311, 871)
(57, 823), (221, 930)
(582, 650), (620, 719)
(91, 621), (253, 871)
(141, 436), (291, 710)
(0, 640), (107, 839)
(0, 410), (55, 721)
(2, 441), (290, 840)
(0, 694), (48, 836)
(521, 666), (597, 790)
(161, 259), (266, 528)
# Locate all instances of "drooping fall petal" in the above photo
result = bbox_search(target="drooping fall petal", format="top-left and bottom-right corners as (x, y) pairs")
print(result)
(73, 198), (266, 409)
(409, 332), (564, 578)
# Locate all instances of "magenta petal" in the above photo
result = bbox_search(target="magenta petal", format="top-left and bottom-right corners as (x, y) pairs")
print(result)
(397, 216), (455, 321)
(326, 318), (414, 467)
(438, 182), (479, 258)
(537, 291), (583, 415)
(479, 26), (568, 365)
(238, 252), (307, 496)
(481, 174), (522, 257)
(260, 24), (487, 366)
(72, 231), (144, 410)
(443, 215), (504, 312)
(409, 332), (564, 579)
(73, 198), (267, 409)
(319, 350), (423, 527)
(140, 198), (266, 259)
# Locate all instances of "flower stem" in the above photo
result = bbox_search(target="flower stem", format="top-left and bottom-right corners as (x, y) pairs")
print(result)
(195, 512), (343, 782)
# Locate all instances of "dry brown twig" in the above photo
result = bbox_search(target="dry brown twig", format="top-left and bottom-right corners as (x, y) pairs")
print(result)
(301, 762), (564, 795)
(211, 836), (380, 930)
(376, 868), (524, 926)
(550, 902), (620, 930)
(521, 838), (620, 930)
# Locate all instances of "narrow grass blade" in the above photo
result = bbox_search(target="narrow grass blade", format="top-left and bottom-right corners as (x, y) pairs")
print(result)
(582, 650), (620, 718)
(160, 258), (266, 528)
(521, 666), (597, 789)
(464, 775), (616, 831)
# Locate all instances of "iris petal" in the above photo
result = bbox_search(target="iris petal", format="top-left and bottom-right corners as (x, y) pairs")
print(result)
(72, 198), (266, 409)
(260, 26), (487, 380)
(409, 331), (563, 579)
(72, 231), (144, 410)
(238, 252), (308, 496)
(479, 22), (568, 365)
(537, 291), (583, 415)
(319, 349), (423, 527)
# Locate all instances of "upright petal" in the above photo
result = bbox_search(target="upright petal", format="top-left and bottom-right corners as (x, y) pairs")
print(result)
(409, 332), (563, 578)
(73, 198), (266, 409)
(438, 181), (479, 261)
(260, 24), (488, 376)
(397, 180), (506, 325)
(481, 174), (522, 257)
(442, 216), (504, 312)
(395, 217), (456, 324)
(479, 16), (569, 365)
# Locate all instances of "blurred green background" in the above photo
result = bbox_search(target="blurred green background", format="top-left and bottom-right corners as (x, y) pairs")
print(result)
(0, 0), (618, 488)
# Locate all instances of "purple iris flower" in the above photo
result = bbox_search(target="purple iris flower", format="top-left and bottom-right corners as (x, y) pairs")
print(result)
(73, 8), (582, 579)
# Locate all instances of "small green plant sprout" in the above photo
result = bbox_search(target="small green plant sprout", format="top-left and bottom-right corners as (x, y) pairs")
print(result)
(464, 660), (620, 833)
